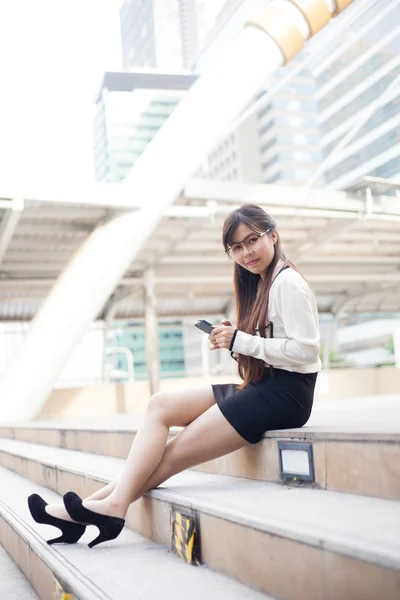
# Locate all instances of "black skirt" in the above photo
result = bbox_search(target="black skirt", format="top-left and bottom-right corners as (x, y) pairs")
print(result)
(212, 368), (318, 444)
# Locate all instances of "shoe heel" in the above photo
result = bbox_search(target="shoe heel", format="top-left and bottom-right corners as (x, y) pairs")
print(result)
(88, 528), (116, 549)
(47, 534), (70, 545)
(64, 492), (125, 548)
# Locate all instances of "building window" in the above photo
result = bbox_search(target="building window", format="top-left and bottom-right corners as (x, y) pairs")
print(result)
(264, 173), (281, 183)
(262, 155), (279, 170)
(259, 120), (274, 136)
(261, 137), (277, 154)
(325, 127), (400, 182)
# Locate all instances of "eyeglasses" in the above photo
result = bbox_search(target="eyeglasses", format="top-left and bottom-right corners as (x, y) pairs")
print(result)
(226, 229), (272, 259)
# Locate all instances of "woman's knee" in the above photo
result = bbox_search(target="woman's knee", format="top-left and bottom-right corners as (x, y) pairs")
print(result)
(145, 387), (216, 428)
(146, 392), (168, 418)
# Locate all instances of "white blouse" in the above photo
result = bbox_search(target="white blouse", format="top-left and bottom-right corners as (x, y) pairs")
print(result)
(231, 259), (322, 374)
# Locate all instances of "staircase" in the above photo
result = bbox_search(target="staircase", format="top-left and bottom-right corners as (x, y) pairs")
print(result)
(0, 394), (399, 599)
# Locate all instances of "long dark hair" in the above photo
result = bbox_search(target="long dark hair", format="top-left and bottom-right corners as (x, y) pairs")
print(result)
(223, 204), (306, 389)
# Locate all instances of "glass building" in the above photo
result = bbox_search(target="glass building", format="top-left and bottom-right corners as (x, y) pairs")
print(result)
(93, 71), (196, 183)
(107, 322), (186, 381)
(119, 0), (225, 70)
(120, 0), (183, 70)
(194, 0), (324, 186)
(313, 1), (400, 188)
(257, 62), (323, 185)
(194, 0), (400, 190)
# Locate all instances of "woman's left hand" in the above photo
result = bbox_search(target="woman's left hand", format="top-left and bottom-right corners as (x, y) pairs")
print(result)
(209, 325), (236, 350)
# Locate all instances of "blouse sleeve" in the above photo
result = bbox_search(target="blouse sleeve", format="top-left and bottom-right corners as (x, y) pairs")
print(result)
(231, 274), (320, 366)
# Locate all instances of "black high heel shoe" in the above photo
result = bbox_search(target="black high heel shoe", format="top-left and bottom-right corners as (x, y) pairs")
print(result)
(63, 491), (125, 548)
(27, 493), (86, 545)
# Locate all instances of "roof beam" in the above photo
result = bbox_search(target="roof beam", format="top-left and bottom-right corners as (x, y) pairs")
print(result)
(121, 273), (400, 286)
(332, 282), (400, 316)
(292, 217), (360, 262)
(1, 177), (399, 218)
(0, 182), (142, 210)
(1, 270), (399, 287)
(17, 222), (92, 235)
(183, 179), (400, 216)
(5, 250), (75, 262)
(164, 203), (400, 222)
(0, 279), (55, 287)
(160, 255), (400, 265)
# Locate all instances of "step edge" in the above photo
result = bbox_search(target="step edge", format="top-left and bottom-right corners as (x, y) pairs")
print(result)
(1, 450), (399, 570)
(0, 442), (115, 484)
(0, 498), (110, 600)
(0, 474), (274, 600)
(147, 486), (400, 570)
(1, 426), (399, 443)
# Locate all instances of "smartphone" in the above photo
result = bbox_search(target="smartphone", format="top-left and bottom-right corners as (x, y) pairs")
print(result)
(194, 319), (214, 334)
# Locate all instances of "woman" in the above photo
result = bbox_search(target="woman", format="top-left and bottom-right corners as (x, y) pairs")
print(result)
(28, 203), (321, 548)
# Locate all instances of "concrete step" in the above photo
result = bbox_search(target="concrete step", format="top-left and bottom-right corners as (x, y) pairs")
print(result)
(0, 467), (270, 600)
(1, 395), (399, 500)
(0, 543), (39, 599)
(0, 439), (399, 600)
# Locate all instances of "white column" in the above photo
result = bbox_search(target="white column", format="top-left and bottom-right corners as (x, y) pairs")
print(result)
(323, 333), (330, 371)
(331, 315), (341, 355)
(0, 0), (353, 422)
(102, 320), (109, 383)
(144, 269), (160, 396)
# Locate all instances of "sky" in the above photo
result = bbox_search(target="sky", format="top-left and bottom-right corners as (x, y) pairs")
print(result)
(0, 0), (123, 188)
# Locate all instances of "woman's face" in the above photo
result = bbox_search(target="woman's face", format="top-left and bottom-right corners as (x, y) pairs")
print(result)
(229, 223), (277, 278)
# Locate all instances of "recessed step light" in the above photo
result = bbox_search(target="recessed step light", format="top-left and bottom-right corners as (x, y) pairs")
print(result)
(278, 441), (315, 482)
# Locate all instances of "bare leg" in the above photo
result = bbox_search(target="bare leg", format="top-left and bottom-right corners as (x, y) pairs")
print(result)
(45, 478), (119, 522)
(45, 387), (216, 521)
(82, 401), (248, 518)
(84, 478), (118, 502)
(129, 406), (248, 502)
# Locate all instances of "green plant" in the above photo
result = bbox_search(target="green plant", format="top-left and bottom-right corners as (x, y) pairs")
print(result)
(385, 335), (394, 354)
(319, 342), (343, 364)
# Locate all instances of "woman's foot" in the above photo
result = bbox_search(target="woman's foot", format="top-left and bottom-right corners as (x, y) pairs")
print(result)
(45, 503), (77, 522)
(63, 492), (125, 548)
(27, 494), (86, 545)
(81, 498), (126, 520)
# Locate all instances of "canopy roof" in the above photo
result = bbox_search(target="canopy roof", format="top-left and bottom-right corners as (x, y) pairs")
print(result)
(0, 178), (399, 323)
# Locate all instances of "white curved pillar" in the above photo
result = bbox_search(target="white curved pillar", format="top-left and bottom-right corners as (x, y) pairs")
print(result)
(0, 0), (354, 422)
(144, 268), (160, 396)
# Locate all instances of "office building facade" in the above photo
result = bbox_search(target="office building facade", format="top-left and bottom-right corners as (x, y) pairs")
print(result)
(257, 62), (323, 185)
(200, 113), (262, 183)
(120, 0), (183, 69)
(314, 1), (400, 189)
(195, 0), (400, 190)
(120, 0), (225, 70)
(93, 71), (196, 183)
(194, 0), (323, 186)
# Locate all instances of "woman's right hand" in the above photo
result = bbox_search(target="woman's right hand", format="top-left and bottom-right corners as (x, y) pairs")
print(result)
(209, 320), (232, 350)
